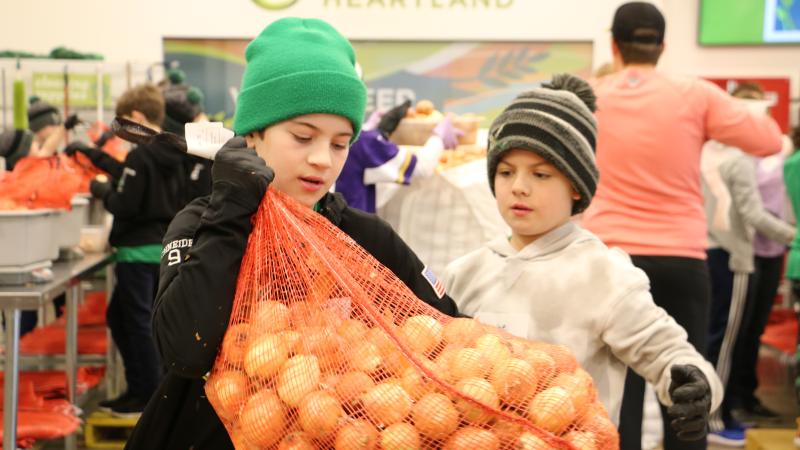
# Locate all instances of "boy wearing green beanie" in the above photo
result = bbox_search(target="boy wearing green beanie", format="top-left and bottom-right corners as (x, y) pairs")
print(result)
(125, 18), (458, 450)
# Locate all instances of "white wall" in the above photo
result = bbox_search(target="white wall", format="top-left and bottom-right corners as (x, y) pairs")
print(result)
(2, 0), (798, 112)
(2, 0), (616, 63)
(659, 2), (800, 94)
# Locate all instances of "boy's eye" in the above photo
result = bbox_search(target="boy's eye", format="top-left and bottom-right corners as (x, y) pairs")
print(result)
(332, 142), (348, 151)
(534, 172), (551, 179)
(292, 133), (312, 143)
(497, 170), (512, 177)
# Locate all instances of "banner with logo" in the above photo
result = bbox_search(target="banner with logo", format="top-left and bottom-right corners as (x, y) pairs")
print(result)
(31, 72), (113, 108)
(164, 38), (592, 127)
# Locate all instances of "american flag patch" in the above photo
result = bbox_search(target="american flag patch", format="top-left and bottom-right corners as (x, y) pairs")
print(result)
(421, 266), (445, 299)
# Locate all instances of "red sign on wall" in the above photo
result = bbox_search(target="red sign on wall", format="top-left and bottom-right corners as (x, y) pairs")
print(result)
(705, 77), (791, 133)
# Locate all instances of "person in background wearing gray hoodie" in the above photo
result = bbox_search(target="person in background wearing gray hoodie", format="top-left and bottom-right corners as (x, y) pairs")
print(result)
(701, 82), (796, 446)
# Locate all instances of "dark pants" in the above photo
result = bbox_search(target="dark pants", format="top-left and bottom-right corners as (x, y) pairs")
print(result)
(727, 255), (784, 411)
(19, 311), (38, 336)
(19, 293), (65, 336)
(706, 248), (752, 429)
(618, 256), (710, 450)
(107, 262), (161, 401)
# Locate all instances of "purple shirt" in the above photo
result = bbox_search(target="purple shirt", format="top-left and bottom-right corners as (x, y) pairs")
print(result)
(754, 154), (789, 257)
(335, 130), (417, 213)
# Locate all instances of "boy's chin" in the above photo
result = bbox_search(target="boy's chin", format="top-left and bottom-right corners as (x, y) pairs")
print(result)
(298, 191), (329, 208)
(278, 183), (331, 208)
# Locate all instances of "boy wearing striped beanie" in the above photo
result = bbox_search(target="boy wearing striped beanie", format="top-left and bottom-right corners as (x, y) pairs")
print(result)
(445, 74), (722, 441)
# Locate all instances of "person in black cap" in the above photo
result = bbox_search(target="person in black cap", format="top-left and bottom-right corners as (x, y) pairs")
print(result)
(609, 1), (666, 64)
(581, 2), (784, 449)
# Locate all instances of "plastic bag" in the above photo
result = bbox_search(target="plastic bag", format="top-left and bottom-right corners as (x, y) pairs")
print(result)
(0, 155), (84, 210)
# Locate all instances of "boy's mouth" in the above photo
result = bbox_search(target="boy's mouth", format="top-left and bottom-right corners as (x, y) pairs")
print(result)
(511, 203), (533, 216)
(299, 175), (325, 192)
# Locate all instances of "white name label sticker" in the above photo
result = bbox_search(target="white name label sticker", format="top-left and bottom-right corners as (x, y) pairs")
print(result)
(185, 122), (234, 160)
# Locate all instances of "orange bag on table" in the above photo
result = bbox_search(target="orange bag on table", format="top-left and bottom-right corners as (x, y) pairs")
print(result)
(205, 191), (619, 450)
(0, 155), (84, 210)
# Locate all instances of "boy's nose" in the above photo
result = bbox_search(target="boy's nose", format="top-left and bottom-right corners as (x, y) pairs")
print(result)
(511, 177), (530, 196)
(307, 142), (332, 168)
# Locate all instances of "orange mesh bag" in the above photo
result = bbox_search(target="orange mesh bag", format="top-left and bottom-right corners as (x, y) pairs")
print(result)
(205, 190), (619, 450)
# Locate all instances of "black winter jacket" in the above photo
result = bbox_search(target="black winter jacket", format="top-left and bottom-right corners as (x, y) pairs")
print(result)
(98, 142), (187, 248)
(125, 190), (458, 449)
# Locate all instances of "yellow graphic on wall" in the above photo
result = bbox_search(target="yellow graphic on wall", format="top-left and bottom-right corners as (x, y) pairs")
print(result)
(252, 0), (298, 10)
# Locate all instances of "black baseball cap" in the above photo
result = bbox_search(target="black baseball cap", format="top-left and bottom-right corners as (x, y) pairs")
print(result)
(612, 2), (665, 44)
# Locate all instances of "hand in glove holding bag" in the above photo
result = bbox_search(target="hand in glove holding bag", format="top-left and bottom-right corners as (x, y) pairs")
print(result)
(90, 175), (112, 200)
(432, 116), (464, 150)
(211, 137), (275, 212)
(63, 114), (82, 131)
(64, 141), (98, 158)
(667, 364), (712, 441)
(377, 100), (412, 138)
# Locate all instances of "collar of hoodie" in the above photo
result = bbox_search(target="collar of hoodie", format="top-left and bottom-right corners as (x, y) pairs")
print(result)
(487, 221), (579, 260)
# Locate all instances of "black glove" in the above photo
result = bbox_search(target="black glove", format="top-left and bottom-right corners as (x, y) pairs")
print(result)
(90, 178), (112, 199)
(377, 100), (411, 138)
(211, 137), (274, 210)
(63, 114), (81, 131)
(667, 364), (712, 441)
(94, 130), (115, 148)
(64, 140), (94, 157)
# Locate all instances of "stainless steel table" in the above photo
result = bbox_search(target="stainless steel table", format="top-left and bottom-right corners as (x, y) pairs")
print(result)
(0, 252), (113, 450)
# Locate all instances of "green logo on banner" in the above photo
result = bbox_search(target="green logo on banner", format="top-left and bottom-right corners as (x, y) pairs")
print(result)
(252, 0), (298, 10)
(31, 72), (112, 108)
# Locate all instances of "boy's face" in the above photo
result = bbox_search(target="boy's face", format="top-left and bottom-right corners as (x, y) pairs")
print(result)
(246, 114), (353, 208)
(34, 125), (58, 143)
(494, 149), (577, 249)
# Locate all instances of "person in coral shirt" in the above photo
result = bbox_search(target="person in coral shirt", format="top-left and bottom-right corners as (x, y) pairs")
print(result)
(581, 3), (783, 449)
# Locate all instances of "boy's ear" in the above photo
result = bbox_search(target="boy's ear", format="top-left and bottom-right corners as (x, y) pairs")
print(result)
(244, 132), (259, 149)
(130, 110), (147, 124)
(244, 129), (267, 149)
(572, 190), (581, 201)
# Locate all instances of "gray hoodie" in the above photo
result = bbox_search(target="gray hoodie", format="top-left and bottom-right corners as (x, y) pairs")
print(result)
(444, 222), (723, 424)
(702, 142), (795, 273)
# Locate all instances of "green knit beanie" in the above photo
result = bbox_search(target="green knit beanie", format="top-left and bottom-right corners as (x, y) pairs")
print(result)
(233, 18), (367, 142)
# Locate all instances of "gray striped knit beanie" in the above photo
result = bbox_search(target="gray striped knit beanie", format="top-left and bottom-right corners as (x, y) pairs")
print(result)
(28, 97), (62, 133)
(487, 73), (598, 214)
